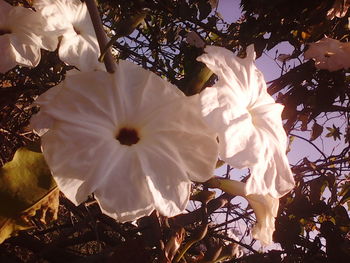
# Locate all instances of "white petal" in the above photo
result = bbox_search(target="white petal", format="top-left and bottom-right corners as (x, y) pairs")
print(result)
(33, 71), (120, 132)
(59, 32), (103, 71)
(94, 149), (155, 222)
(198, 45), (260, 104)
(0, 0), (11, 13)
(0, 35), (17, 73)
(247, 194), (279, 245)
(10, 37), (41, 67)
(209, 179), (278, 245)
(41, 120), (155, 222)
(113, 60), (186, 121)
(141, 94), (218, 182)
(243, 102), (294, 197)
(138, 145), (192, 217)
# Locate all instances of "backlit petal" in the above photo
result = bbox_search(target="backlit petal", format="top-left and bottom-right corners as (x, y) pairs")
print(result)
(198, 45), (294, 199)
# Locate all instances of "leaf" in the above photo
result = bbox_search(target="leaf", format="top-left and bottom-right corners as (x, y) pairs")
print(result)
(0, 188), (59, 243)
(334, 205), (350, 233)
(0, 148), (58, 243)
(190, 190), (216, 204)
(309, 176), (327, 203)
(339, 183), (350, 205)
(310, 122), (323, 141)
(197, 1), (212, 20)
(326, 124), (342, 141)
(163, 226), (185, 262)
(286, 135), (295, 154)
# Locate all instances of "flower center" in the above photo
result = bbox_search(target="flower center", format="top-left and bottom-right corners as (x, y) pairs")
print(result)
(116, 128), (140, 146)
(0, 29), (11, 35)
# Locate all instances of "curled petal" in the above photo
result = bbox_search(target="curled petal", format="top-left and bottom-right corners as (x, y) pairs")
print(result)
(247, 194), (279, 245)
(207, 178), (278, 245)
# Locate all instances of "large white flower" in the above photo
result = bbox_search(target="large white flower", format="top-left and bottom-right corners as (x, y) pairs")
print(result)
(30, 60), (219, 222)
(304, 37), (350, 71)
(206, 178), (278, 245)
(0, 0), (57, 73)
(33, 0), (104, 71)
(197, 45), (294, 199)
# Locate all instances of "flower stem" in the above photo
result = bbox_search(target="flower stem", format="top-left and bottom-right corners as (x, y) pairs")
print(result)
(85, 0), (115, 73)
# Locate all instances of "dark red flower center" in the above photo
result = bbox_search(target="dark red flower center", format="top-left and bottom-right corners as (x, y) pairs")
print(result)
(116, 128), (140, 146)
(0, 29), (11, 36)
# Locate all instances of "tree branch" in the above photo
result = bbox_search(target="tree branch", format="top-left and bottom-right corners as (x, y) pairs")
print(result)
(85, 0), (116, 73)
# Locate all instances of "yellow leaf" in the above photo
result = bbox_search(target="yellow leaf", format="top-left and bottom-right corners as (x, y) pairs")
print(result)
(0, 148), (58, 243)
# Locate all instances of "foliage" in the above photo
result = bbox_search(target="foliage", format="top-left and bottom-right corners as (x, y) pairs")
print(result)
(0, 147), (58, 243)
(0, 0), (349, 262)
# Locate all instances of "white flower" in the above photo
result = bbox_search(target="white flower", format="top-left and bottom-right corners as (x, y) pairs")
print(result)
(304, 37), (350, 71)
(197, 45), (294, 199)
(33, 0), (104, 71)
(31, 60), (219, 222)
(0, 0), (57, 73)
(327, 0), (350, 20)
(206, 178), (279, 245)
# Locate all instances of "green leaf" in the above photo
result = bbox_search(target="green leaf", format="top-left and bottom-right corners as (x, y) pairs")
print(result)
(215, 159), (225, 168)
(0, 148), (58, 243)
(310, 122), (323, 141)
(326, 124), (342, 141)
(309, 176), (327, 203)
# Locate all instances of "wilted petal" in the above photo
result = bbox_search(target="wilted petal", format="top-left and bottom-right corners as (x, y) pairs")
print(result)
(247, 194), (279, 245)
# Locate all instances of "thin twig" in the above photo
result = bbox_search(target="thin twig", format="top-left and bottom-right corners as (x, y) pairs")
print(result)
(85, 0), (116, 73)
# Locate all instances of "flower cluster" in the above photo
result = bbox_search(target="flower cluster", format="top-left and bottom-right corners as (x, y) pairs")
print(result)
(1, 0), (295, 245)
